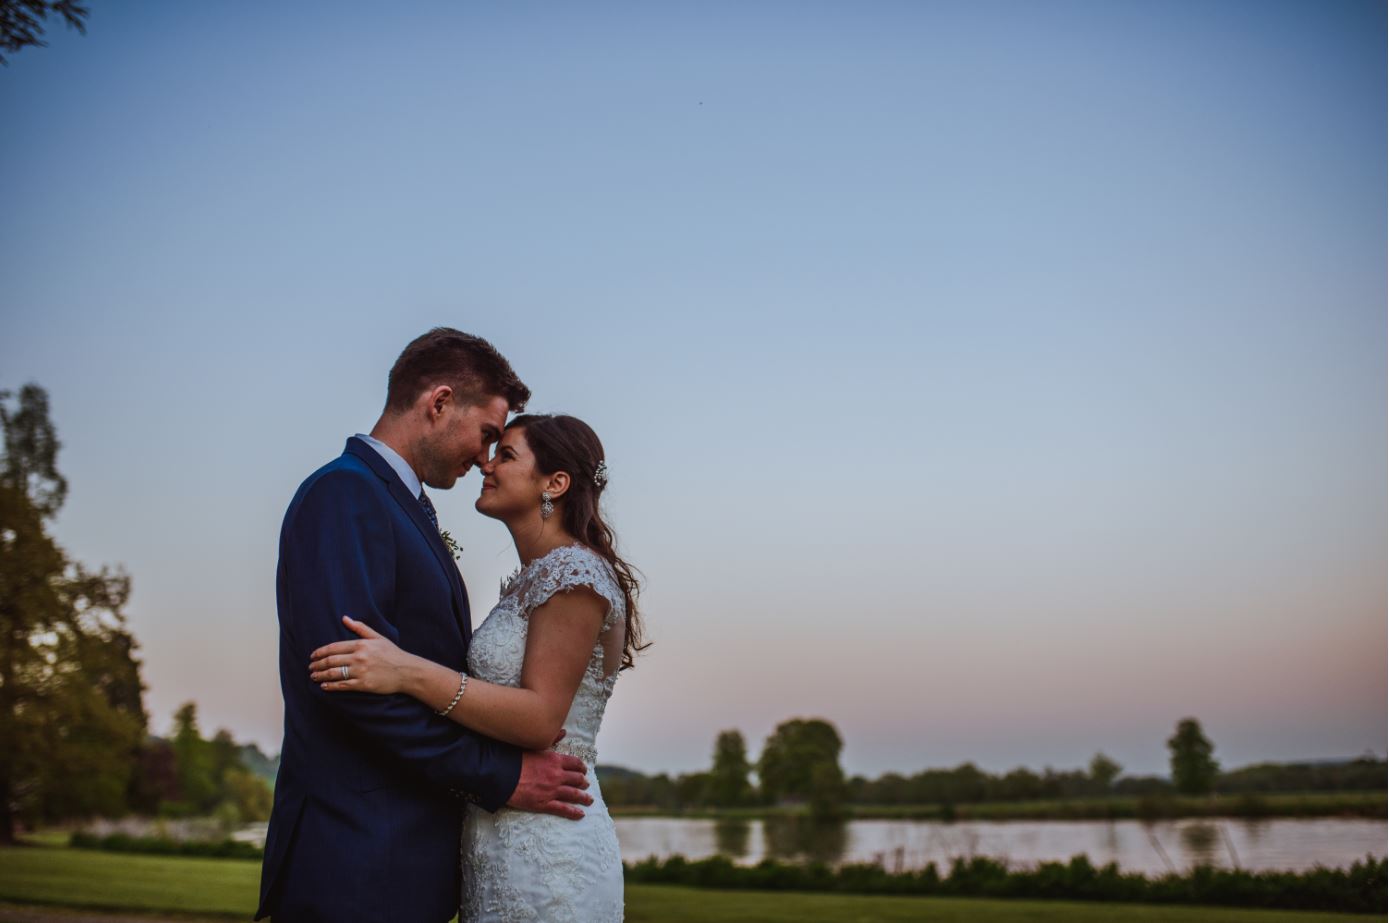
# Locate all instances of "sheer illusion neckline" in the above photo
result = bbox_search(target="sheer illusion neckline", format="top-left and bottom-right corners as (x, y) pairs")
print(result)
(500, 543), (593, 596)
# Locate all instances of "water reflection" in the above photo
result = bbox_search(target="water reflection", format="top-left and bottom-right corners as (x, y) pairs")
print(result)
(609, 816), (1386, 876)
(763, 816), (849, 865)
(1238, 816), (1271, 845)
(713, 819), (751, 858)
(1100, 821), (1120, 855)
(1179, 822), (1220, 864)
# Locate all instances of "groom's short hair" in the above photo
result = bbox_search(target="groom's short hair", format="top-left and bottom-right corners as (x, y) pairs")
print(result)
(385, 328), (530, 414)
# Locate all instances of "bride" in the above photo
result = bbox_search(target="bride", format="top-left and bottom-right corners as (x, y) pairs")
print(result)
(308, 413), (644, 922)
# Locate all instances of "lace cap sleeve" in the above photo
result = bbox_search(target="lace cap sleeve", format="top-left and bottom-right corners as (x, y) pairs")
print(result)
(519, 545), (625, 632)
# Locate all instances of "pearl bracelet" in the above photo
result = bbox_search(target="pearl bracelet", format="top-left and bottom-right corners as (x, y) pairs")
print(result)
(436, 672), (467, 717)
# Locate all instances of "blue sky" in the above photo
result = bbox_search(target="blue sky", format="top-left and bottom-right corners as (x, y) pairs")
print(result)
(3, 0), (1384, 776)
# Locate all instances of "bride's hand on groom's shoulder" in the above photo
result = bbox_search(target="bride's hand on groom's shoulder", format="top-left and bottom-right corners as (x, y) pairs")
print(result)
(309, 615), (417, 696)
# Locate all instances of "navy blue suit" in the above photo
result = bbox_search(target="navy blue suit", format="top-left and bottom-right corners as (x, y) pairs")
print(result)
(257, 438), (521, 922)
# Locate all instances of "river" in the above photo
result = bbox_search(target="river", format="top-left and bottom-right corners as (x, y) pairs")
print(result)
(227, 813), (1384, 875)
(612, 815), (1387, 875)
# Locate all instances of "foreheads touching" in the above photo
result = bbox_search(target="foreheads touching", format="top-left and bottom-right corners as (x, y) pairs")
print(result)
(380, 327), (530, 490)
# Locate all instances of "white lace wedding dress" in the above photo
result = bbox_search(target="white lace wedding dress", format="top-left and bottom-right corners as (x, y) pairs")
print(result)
(461, 544), (626, 922)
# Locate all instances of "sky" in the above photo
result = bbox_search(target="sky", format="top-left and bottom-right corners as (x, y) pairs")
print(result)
(2, 0), (1384, 778)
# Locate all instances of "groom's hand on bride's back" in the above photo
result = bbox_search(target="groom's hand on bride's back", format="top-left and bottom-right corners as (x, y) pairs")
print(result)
(507, 746), (592, 820)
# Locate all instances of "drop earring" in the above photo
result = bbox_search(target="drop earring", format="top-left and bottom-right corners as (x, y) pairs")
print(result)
(540, 491), (553, 520)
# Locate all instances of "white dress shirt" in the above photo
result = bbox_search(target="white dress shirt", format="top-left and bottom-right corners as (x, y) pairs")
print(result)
(355, 433), (423, 498)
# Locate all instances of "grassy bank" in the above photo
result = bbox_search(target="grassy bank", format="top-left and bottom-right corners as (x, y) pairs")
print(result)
(610, 790), (1387, 821)
(626, 886), (1384, 922)
(0, 848), (251, 918)
(628, 853), (1385, 914)
(0, 846), (1382, 923)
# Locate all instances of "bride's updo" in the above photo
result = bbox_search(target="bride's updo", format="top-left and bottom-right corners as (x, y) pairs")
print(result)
(508, 413), (647, 670)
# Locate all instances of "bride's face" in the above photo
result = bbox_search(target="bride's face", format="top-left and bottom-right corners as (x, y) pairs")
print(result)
(476, 427), (552, 521)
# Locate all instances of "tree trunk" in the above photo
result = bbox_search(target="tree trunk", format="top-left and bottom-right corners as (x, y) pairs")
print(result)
(0, 616), (17, 845)
(0, 772), (13, 845)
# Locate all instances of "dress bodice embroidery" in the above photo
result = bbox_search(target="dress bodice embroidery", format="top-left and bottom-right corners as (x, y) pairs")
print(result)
(460, 544), (627, 922)
(467, 544), (624, 764)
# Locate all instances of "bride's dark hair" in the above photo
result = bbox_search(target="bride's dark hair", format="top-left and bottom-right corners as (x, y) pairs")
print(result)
(509, 413), (648, 670)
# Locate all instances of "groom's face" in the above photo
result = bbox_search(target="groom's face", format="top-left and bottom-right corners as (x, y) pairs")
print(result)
(421, 393), (510, 490)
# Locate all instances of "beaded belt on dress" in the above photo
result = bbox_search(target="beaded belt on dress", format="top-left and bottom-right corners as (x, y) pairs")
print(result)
(553, 738), (597, 765)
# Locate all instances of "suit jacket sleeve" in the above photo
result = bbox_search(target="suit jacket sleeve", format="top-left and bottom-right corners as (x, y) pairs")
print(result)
(279, 468), (521, 811)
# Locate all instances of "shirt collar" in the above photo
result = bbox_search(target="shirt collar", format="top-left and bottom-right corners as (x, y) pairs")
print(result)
(355, 433), (423, 499)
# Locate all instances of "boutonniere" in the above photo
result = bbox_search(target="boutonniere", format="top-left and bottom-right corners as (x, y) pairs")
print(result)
(439, 529), (462, 560)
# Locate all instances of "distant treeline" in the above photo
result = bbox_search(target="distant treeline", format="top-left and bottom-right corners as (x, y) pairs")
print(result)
(599, 756), (1387, 813)
(1215, 758), (1387, 794)
(596, 714), (1385, 814)
(844, 756), (1388, 806)
(131, 702), (276, 826)
(842, 791), (1384, 822)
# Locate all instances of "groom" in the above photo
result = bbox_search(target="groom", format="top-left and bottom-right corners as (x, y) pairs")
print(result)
(256, 329), (592, 922)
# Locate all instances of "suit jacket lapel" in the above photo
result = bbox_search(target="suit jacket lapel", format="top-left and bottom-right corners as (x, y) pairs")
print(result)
(344, 438), (471, 640)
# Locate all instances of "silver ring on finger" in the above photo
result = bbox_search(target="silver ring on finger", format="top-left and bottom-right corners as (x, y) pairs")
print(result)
(340, 665), (349, 681)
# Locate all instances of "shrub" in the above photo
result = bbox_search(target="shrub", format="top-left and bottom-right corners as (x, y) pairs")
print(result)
(70, 831), (263, 860)
(622, 853), (1387, 914)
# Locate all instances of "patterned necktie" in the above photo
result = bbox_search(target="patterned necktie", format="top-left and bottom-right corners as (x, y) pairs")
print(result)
(418, 489), (439, 531)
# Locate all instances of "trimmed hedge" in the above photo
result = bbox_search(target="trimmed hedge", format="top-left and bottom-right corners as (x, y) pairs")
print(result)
(70, 831), (263, 860)
(623, 853), (1387, 914)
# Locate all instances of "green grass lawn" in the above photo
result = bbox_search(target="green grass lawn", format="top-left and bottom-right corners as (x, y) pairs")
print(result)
(626, 887), (1382, 922)
(0, 848), (251, 919)
(0, 845), (1379, 923)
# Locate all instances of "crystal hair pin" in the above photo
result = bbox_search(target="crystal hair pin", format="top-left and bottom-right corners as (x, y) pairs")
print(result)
(593, 460), (608, 487)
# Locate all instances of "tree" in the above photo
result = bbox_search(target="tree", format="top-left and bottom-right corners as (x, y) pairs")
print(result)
(944, 762), (988, 803)
(20, 563), (144, 823)
(1089, 752), (1123, 792)
(708, 730), (753, 807)
(209, 729), (242, 791)
(222, 767), (273, 824)
(235, 741), (280, 785)
(1168, 718), (1219, 796)
(673, 771), (710, 809)
(0, 384), (146, 841)
(807, 761), (847, 820)
(128, 738), (179, 813)
(0, 0), (89, 65)
(757, 718), (846, 818)
(999, 766), (1044, 801)
(171, 702), (217, 813)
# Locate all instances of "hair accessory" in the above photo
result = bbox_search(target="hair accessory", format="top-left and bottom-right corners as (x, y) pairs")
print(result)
(540, 490), (554, 520)
(593, 460), (608, 487)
